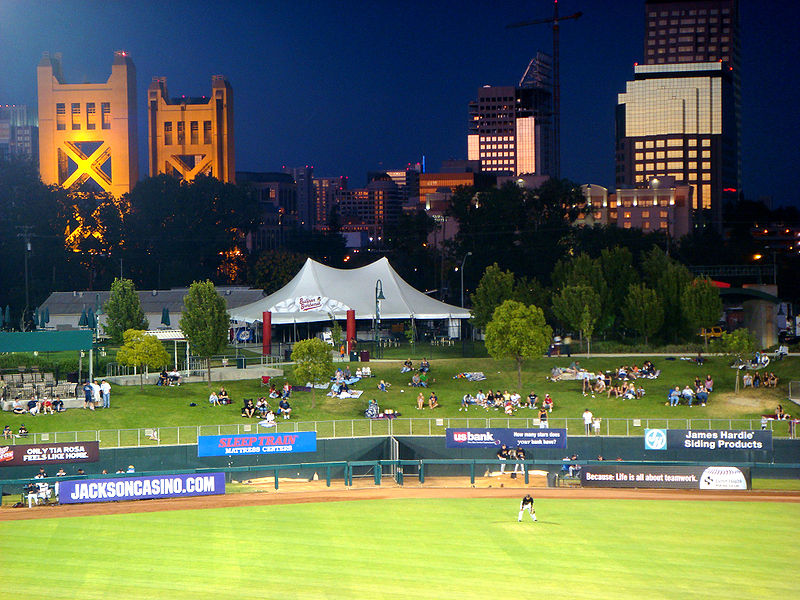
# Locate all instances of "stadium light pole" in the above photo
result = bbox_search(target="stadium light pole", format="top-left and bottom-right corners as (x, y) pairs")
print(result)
(375, 279), (385, 359)
(460, 252), (472, 308)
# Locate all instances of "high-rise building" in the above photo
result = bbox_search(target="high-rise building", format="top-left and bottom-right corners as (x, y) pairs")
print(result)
(0, 104), (38, 162)
(37, 51), (138, 197)
(148, 75), (235, 183)
(283, 166), (314, 229)
(237, 171), (296, 251)
(468, 53), (554, 177)
(312, 176), (347, 231)
(615, 0), (740, 228)
(335, 175), (402, 238)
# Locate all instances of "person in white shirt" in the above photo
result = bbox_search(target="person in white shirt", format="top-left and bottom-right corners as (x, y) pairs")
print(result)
(90, 380), (102, 406)
(100, 379), (111, 409)
(582, 408), (593, 435)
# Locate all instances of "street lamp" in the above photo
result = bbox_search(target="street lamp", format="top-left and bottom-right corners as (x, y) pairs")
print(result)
(375, 279), (385, 358)
(460, 252), (473, 308)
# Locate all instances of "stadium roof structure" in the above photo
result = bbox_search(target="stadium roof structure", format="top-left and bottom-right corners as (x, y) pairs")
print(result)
(230, 257), (471, 324)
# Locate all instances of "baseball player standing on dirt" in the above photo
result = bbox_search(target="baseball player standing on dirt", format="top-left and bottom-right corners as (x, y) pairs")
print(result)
(518, 493), (537, 522)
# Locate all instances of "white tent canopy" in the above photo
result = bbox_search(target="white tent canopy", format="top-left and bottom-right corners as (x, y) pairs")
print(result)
(229, 257), (471, 324)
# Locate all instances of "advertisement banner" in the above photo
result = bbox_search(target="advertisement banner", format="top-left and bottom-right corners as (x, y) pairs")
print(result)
(580, 465), (750, 490)
(197, 432), (317, 457)
(644, 429), (772, 452)
(0, 441), (100, 466)
(445, 428), (567, 449)
(58, 472), (226, 504)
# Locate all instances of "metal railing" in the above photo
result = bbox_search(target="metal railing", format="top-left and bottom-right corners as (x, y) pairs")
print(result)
(105, 353), (282, 378)
(5, 416), (795, 449)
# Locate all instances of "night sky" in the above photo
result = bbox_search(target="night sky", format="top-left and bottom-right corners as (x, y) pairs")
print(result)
(1, 0), (798, 206)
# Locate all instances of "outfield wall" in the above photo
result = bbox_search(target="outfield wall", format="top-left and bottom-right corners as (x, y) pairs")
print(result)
(3, 436), (798, 481)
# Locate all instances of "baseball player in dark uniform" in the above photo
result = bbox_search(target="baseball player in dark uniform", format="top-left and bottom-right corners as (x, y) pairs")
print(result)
(496, 444), (509, 474)
(518, 493), (537, 522)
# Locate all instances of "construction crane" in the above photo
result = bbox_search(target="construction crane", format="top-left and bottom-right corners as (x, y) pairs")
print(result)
(507, 1), (582, 180)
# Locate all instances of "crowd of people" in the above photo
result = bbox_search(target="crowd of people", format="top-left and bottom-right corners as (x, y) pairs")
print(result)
(667, 375), (713, 406)
(743, 371), (778, 388)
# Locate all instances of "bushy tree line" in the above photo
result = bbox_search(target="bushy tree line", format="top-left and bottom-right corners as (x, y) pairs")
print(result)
(472, 247), (722, 346)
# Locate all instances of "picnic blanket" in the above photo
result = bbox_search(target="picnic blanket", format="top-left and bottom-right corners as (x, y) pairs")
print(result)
(327, 389), (364, 399)
(453, 372), (487, 382)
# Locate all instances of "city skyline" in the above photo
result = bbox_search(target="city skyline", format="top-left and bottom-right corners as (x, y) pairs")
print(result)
(1, 0), (798, 206)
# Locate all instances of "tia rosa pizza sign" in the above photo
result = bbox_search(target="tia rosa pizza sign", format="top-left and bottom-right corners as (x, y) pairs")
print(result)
(0, 442), (100, 466)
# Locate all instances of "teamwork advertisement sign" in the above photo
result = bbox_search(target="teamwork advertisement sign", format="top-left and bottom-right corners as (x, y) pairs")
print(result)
(446, 428), (567, 449)
(644, 429), (772, 452)
(59, 472), (226, 504)
(0, 442), (100, 466)
(580, 465), (750, 490)
(197, 432), (317, 457)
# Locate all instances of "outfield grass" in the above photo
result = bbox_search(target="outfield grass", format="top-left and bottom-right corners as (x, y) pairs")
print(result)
(1, 498), (797, 599)
(2, 355), (796, 438)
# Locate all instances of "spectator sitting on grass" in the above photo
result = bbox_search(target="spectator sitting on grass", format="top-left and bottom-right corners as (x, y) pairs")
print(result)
(365, 399), (379, 419)
(410, 372), (421, 387)
(681, 385), (694, 406)
(538, 407), (549, 428)
(419, 358), (430, 373)
(52, 396), (64, 412)
(766, 372), (778, 388)
(209, 391), (220, 406)
(668, 386), (680, 406)
(416, 392), (425, 410)
(40, 397), (54, 415)
(278, 398), (292, 419)
(241, 398), (256, 418)
(460, 394), (475, 411)
(695, 384), (708, 406)
(428, 392), (439, 409)
(218, 387), (231, 404)
(542, 394), (554, 412)
(12, 398), (25, 414)
(27, 398), (39, 416)
(256, 397), (270, 417)
(401, 359), (413, 373)
(2, 425), (11, 439)
(18, 424), (29, 437)
(377, 379), (390, 392)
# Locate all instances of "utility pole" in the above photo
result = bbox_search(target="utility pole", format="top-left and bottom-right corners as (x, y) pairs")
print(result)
(17, 226), (33, 331)
(507, 1), (583, 180)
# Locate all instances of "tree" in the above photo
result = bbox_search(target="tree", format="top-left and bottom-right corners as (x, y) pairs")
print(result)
(180, 281), (230, 383)
(552, 253), (611, 332)
(116, 329), (170, 389)
(681, 277), (723, 350)
(248, 249), (307, 294)
(470, 263), (515, 330)
(599, 246), (640, 331)
(103, 278), (148, 343)
(551, 285), (601, 351)
(485, 300), (552, 388)
(642, 248), (693, 341)
(623, 284), (664, 346)
(720, 329), (757, 393)
(291, 338), (333, 409)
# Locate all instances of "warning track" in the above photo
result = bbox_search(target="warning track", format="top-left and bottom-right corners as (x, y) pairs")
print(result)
(2, 485), (798, 522)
